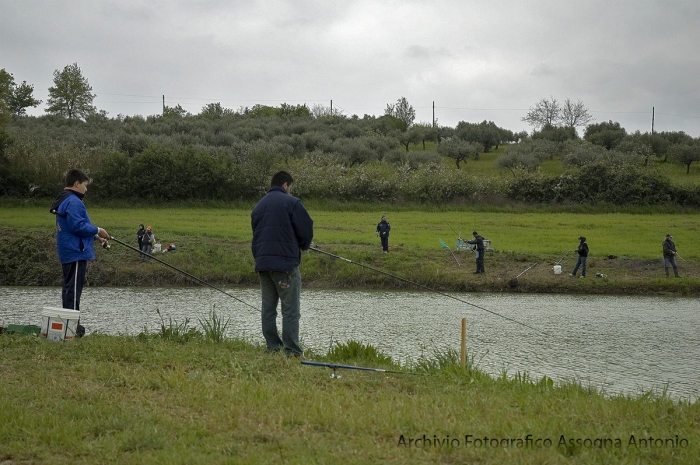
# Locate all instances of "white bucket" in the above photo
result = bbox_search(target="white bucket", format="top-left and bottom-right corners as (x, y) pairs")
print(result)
(40, 307), (80, 341)
(553, 265), (562, 275)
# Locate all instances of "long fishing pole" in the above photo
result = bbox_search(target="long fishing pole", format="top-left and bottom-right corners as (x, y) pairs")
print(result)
(439, 239), (461, 266)
(109, 236), (259, 312)
(555, 252), (568, 265)
(309, 247), (548, 336)
(443, 218), (475, 254)
(442, 218), (465, 241)
(515, 262), (538, 279)
(301, 360), (421, 377)
(508, 262), (538, 288)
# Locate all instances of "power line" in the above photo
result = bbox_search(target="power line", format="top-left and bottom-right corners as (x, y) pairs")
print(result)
(92, 93), (700, 122)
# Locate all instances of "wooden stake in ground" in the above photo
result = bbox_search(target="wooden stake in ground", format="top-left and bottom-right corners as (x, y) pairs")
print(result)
(461, 317), (467, 367)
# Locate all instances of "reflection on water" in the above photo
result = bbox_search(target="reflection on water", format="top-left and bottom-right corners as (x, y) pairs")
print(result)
(1, 286), (698, 400)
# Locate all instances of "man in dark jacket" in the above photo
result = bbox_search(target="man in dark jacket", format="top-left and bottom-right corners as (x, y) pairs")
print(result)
(376, 215), (391, 253)
(570, 236), (589, 278)
(251, 171), (314, 357)
(662, 234), (680, 278)
(136, 224), (145, 259)
(50, 169), (110, 311)
(467, 231), (485, 273)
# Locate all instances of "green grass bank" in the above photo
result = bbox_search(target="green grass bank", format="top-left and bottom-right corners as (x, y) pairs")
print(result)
(1, 333), (698, 465)
(1, 205), (699, 295)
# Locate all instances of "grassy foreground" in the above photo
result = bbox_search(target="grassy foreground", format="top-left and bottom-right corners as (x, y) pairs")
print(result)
(2, 205), (700, 294)
(1, 331), (698, 465)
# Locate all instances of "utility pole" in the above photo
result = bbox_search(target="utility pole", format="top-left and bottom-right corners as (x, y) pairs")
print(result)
(162, 95), (165, 116)
(432, 101), (435, 127)
(651, 107), (655, 134)
(330, 100), (333, 116)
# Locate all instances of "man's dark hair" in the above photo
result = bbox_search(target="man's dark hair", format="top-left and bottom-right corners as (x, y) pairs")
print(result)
(271, 171), (294, 187)
(472, 231), (478, 236)
(64, 169), (91, 187)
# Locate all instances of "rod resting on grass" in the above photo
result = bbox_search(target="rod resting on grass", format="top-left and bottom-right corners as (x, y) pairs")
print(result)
(301, 360), (421, 376)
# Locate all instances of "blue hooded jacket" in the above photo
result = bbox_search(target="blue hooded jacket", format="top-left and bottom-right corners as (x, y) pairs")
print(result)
(251, 186), (314, 272)
(51, 190), (99, 264)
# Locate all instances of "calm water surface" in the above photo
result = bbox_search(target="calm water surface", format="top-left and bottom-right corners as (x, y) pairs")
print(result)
(1, 286), (698, 400)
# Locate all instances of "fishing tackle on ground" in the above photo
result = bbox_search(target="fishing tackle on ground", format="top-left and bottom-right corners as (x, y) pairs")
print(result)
(301, 360), (421, 378)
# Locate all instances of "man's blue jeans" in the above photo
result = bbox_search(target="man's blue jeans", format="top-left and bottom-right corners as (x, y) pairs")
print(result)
(664, 255), (678, 270)
(259, 268), (302, 356)
(141, 244), (152, 261)
(572, 256), (587, 277)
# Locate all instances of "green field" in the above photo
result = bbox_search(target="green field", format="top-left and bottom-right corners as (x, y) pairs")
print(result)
(1, 205), (699, 294)
(425, 145), (700, 186)
(1, 334), (698, 465)
(2, 206), (698, 258)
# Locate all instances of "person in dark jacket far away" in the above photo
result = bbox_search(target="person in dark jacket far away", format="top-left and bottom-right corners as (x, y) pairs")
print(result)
(467, 231), (485, 274)
(50, 169), (110, 314)
(570, 236), (589, 278)
(136, 224), (145, 259)
(251, 171), (314, 357)
(662, 233), (680, 278)
(376, 215), (391, 253)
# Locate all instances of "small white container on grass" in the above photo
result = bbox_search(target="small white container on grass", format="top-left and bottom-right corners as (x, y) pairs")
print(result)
(40, 307), (80, 341)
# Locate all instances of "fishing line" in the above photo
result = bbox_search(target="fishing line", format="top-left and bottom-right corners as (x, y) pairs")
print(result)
(442, 217), (465, 242)
(309, 247), (549, 336)
(109, 236), (259, 313)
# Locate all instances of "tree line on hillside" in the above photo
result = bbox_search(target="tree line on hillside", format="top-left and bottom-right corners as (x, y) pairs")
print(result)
(1, 64), (699, 205)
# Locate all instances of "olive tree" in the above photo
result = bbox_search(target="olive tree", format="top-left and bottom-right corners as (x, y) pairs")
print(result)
(437, 139), (482, 169)
(668, 142), (700, 174)
(584, 120), (627, 150)
(497, 146), (540, 174)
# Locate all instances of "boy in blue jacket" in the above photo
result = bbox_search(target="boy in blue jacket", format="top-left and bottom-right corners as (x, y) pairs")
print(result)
(50, 169), (110, 312)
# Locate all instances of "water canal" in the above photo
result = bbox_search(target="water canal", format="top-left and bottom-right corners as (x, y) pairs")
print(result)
(1, 287), (698, 400)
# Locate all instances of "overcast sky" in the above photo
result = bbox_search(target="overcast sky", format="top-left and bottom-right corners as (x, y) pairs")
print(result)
(2, 0), (699, 135)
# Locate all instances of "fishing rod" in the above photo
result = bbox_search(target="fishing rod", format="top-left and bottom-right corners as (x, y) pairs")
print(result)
(309, 247), (549, 336)
(442, 218), (465, 241)
(675, 253), (686, 262)
(442, 217), (475, 254)
(508, 262), (539, 288)
(109, 236), (259, 312)
(555, 252), (568, 265)
(301, 360), (421, 378)
(439, 238), (461, 266)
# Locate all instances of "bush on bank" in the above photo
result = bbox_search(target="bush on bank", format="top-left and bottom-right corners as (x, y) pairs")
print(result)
(2, 113), (699, 206)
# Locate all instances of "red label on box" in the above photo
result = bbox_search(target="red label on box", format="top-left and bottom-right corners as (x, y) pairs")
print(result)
(51, 322), (63, 330)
